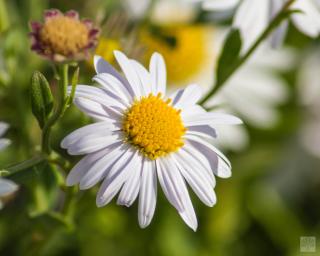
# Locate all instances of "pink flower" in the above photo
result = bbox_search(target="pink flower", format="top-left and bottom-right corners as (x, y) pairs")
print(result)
(30, 9), (100, 62)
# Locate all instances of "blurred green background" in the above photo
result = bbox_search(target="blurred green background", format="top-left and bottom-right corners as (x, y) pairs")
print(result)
(0, 0), (319, 255)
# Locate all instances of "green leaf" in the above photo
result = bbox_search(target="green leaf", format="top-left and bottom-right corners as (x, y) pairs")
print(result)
(216, 29), (242, 87)
(30, 71), (54, 128)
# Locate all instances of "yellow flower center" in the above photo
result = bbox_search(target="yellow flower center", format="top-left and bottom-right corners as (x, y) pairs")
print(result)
(40, 16), (89, 56)
(140, 25), (213, 85)
(123, 94), (186, 160)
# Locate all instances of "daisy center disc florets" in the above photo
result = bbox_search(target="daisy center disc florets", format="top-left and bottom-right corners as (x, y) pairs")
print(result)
(123, 93), (186, 160)
(40, 16), (89, 56)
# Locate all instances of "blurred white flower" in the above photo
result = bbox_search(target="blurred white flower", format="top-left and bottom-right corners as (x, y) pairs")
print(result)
(297, 49), (320, 157)
(121, 0), (198, 22)
(62, 51), (242, 230)
(0, 122), (17, 209)
(206, 42), (294, 151)
(151, 0), (198, 24)
(142, 14), (295, 151)
(121, 0), (151, 19)
(201, 0), (320, 52)
(0, 178), (18, 209)
(0, 122), (10, 151)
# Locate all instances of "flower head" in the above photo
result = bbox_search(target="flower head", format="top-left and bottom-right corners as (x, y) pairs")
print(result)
(30, 9), (99, 62)
(202, 0), (320, 51)
(61, 51), (242, 230)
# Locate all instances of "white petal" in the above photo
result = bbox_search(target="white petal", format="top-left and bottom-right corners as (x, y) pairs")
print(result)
(178, 145), (216, 187)
(93, 73), (133, 103)
(96, 148), (137, 207)
(187, 125), (217, 137)
(186, 135), (232, 178)
(163, 156), (198, 231)
(172, 154), (216, 207)
(171, 84), (202, 109)
(149, 52), (167, 95)
(114, 50), (144, 98)
(183, 112), (242, 127)
(79, 143), (127, 189)
(156, 157), (186, 212)
(186, 125), (217, 141)
(130, 60), (152, 96)
(138, 159), (157, 228)
(202, 0), (240, 11)
(61, 122), (120, 149)
(66, 147), (112, 186)
(73, 97), (110, 121)
(71, 85), (127, 110)
(117, 153), (143, 207)
(65, 132), (122, 156)
(270, 21), (288, 48)
(269, 0), (288, 48)
(94, 55), (135, 98)
(291, 0), (320, 37)
(0, 178), (18, 196)
(180, 105), (206, 120)
(233, 0), (269, 53)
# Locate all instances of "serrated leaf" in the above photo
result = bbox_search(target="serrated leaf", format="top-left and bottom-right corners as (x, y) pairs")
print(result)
(216, 29), (242, 87)
(30, 71), (54, 128)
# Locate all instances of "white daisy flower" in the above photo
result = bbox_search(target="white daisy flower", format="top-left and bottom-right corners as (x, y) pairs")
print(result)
(61, 51), (242, 230)
(201, 0), (320, 52)
(0, 122), (17, 209)
(0, 178), (18, 209)
(297, 49), (320, 157)
(0, 122), (10, 151)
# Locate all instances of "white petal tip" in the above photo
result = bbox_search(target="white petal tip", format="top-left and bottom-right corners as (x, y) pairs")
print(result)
(139, 213), (153, 228)
(65, 178), (76, 187)
(117, 200), (131, 208)
(218, 171), (232, 179)
(96, 197), (106, 208)
(79, 183), (91, 190)
(113, 50), (124, 58)
(190, 225), (197, 232)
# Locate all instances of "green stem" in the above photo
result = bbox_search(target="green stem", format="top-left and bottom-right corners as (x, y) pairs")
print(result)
(2, 155), (46, 177)
(42, 64), (69, 154)
(199, 0), (296, 105)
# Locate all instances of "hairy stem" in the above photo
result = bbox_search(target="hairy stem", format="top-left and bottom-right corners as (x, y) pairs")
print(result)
(2, 155), (46, 176)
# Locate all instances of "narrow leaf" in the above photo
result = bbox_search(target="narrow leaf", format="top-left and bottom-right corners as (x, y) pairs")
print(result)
(216, 29), (242, 87)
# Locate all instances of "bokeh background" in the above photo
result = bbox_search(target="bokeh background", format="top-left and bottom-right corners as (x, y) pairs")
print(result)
(0, 0), (319, 255)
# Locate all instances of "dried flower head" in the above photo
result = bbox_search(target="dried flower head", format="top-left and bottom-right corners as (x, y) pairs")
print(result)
(30, 9), (99, 62)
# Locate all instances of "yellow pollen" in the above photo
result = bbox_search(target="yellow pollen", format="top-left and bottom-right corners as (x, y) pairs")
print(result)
(40, 16), (89, 56)
(123, 94), (186, 160)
